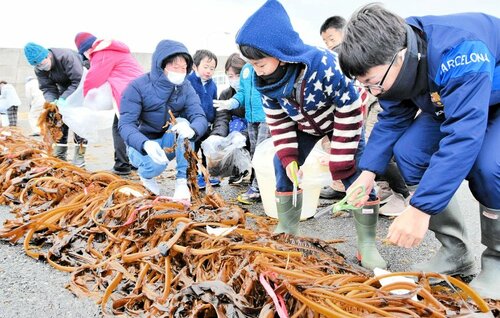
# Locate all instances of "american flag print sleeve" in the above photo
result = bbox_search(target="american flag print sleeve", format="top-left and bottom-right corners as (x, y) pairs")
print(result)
(262, 94), (299, 169)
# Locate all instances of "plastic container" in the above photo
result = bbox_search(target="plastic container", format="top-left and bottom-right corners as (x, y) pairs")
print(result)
(253, 138), (332, 220)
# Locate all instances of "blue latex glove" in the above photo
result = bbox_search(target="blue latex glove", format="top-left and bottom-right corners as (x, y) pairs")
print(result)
(55, 98), (67, 108)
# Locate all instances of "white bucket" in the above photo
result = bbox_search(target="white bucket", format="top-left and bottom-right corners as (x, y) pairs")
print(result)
(253, 138), (332, 220)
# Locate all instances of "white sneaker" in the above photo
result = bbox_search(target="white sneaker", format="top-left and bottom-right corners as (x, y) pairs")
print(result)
(379, 192), (409, 216)
(173, 178), (191, 202)
(140, 176), (160, 195)
(375, 181), (393, 204)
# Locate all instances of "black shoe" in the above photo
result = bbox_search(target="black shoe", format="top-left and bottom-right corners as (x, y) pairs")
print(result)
(111, 168), (132, 176)
(320, 186), (345, 200)
(228, 170), (249, 185)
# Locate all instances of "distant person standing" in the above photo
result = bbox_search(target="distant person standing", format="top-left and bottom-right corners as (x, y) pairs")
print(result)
(23, 42), (88, 167)
(0, 80), (22, 127)
(187, 49), (221, 188)
(74, 32), (144, 175)
(24, 76), (45, 135)
(208, 53), (249, 183)
(213, 62), (271, 205)
(319, 15), (346, 51)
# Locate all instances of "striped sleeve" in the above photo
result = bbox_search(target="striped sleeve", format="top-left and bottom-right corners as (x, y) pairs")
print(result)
(328, 77), (364, 180)
(262, 95), (298, 168)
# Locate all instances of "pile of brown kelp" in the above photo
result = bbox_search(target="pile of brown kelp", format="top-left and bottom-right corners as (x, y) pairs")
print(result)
(0, 126), (497, 317)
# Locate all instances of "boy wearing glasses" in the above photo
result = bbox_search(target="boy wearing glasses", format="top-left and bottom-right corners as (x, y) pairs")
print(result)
(339, 4), (500, 299)
(236, 0), (387, 271)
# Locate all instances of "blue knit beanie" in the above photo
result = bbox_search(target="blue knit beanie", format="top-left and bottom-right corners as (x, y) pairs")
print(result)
(24, 42), (49, 66)
(74, 32), (97, 54)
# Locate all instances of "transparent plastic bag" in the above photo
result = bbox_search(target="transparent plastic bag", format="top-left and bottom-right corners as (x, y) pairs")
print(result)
(201, 131), (251, 177)
(59, 69), (115, 142)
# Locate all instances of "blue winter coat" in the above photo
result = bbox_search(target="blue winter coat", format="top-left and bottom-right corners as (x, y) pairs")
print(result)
(232, 63), (266, 123)
(187, 72), (217, 124)
(360, 13), (500, 214)
(119, 40), (208, 153)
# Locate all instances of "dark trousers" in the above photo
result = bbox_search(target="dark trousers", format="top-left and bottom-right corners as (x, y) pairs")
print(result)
(378, 158), (410, 198)
(112, 115), (132, 171)
(58, 123), (87, 145)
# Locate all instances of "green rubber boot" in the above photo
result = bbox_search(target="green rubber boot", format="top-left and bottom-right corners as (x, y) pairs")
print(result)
(274, 190), (302, 235)
(353, 199), (387, 270)
(469, 204), (500, 300)
(411, 194), (475, 276)
(53, 144), (68, 161)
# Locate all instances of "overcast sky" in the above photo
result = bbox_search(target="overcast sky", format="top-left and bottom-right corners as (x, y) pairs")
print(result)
(5, 0), (499, 55)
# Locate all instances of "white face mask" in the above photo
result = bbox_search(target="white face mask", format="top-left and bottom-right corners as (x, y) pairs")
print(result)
(229, 78), (240, 91)
(36, 60), (51, 71)
(167, 71), (185, 85)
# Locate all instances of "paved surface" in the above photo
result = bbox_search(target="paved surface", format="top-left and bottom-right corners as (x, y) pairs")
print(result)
(0, 110), (486, 317)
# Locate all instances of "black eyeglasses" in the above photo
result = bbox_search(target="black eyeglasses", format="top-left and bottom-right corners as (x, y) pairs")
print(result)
(357, 50), (400, 96)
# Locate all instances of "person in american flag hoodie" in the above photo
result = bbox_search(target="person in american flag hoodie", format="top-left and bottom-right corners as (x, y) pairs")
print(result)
(236, 0), (386, 270)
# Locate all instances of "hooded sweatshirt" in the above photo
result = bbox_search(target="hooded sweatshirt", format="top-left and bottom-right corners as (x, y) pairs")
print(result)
(236, 0), (363, 180)
(85, 39), (144, 110)
(119, 40), (207, 153)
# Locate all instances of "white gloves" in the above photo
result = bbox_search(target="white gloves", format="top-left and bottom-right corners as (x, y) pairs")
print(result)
(143, 140), (168, 165)
(213, 98), (239, 111)
(171, 117), (195, 139)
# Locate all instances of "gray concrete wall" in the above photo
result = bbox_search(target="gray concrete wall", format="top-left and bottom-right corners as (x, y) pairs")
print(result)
(1, 48), (229, 113)
(0, 48), (154, 110)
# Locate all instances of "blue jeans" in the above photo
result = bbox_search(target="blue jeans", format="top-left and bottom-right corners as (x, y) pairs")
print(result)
(273, 129), (375, 200)
(128, 132), (193, 180)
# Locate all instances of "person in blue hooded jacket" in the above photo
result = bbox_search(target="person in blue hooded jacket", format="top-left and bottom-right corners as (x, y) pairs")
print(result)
(119, 39), (208, 203)
(339, 3), (500, 299)
(214, 62), (271, 204)
(235, 0), (385, 271)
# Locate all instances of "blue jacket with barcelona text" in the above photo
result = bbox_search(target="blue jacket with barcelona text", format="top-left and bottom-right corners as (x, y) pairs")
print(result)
(360, 13), (500, 214)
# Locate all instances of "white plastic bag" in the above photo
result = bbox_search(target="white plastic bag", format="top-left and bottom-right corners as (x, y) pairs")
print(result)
(201, 131), (251, 177)
(60, 69), (115, 142)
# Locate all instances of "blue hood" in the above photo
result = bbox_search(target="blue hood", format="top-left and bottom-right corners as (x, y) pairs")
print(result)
(235, 0), (315, 68)
(150, 39), (192, 82)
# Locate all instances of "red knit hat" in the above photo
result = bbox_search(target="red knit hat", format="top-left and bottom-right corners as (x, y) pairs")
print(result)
(74, 32), (97, 54)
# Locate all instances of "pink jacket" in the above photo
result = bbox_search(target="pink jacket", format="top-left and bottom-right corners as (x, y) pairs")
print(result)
(85, 39), (143, 110)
